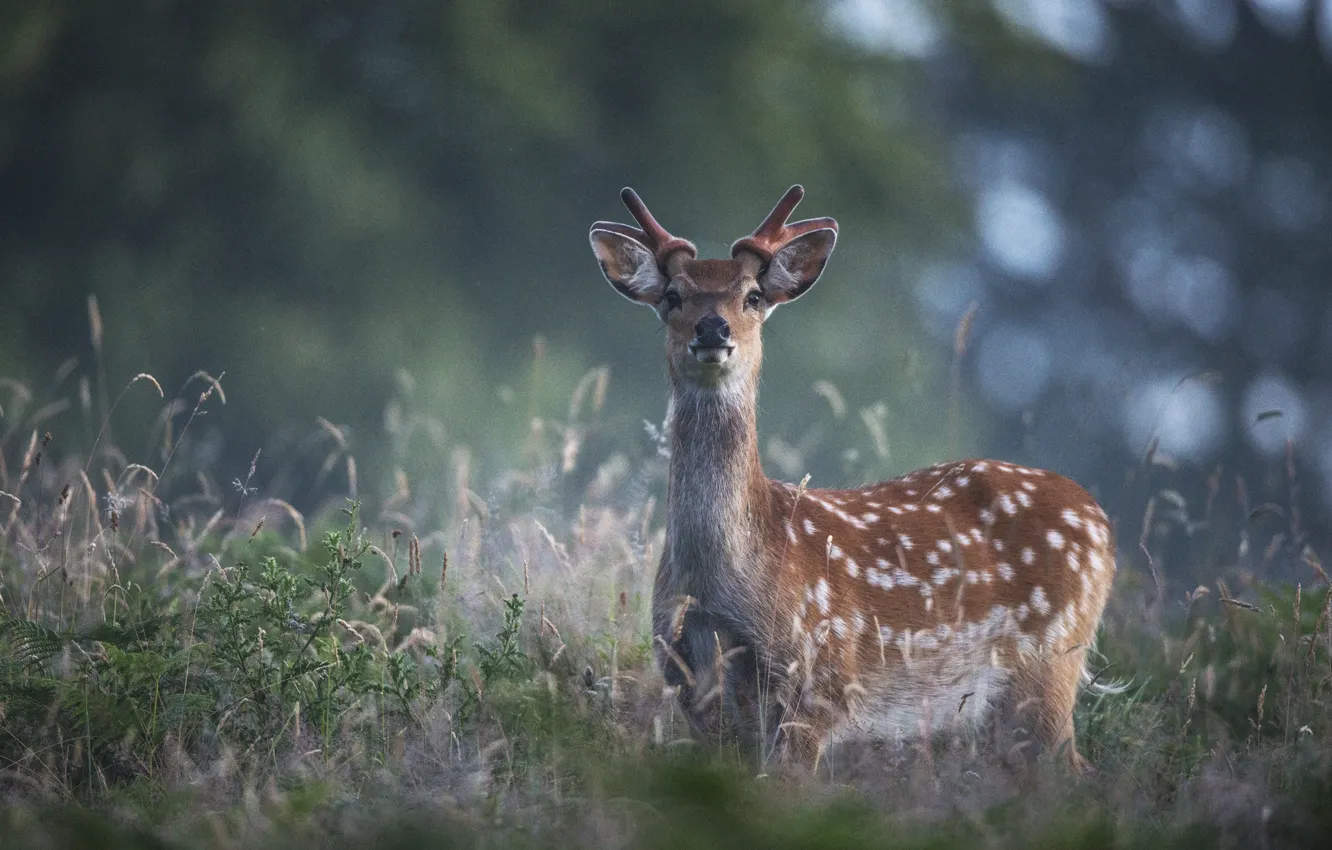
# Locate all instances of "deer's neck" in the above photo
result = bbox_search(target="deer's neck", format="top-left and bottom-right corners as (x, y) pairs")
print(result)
(664, 379), (772, 598)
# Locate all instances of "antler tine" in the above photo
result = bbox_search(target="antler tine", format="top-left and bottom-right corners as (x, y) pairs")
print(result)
(753, 185), (806, 239)
(732, 185), (838, 263)
(620, 188), (671, 247)
(618, 187), (697, 269)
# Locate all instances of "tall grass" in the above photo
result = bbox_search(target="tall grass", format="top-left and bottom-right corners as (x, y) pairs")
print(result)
(1, 337), (1330, 849)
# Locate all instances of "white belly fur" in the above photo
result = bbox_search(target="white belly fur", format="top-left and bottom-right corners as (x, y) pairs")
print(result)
(839, 664), (1010, 744)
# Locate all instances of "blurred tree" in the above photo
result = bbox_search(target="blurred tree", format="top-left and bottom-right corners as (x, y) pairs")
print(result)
(0, 0), (950, 507)
(3, 0), (1331, 561)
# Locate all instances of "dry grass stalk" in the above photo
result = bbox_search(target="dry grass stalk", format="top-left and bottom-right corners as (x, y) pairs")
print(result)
(1139, 496), (1164, 604)
(946, 300), (979, 457)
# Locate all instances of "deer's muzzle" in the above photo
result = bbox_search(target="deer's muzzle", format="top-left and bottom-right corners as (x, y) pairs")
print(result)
(690, 315), (734, 363)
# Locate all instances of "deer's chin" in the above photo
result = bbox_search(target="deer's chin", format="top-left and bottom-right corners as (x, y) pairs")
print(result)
(677, 349), (743, 387)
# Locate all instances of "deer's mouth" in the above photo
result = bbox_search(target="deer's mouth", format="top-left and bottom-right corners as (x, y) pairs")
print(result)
(688, 342), (735, 364)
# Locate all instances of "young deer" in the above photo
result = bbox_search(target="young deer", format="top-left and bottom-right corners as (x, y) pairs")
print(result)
(589, 186), (1116, 773)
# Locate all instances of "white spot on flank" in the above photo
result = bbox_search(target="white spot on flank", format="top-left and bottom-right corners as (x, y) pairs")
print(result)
(1066, 551), (1080, 572)
(1046, 530), (1066, 550)
(898, 534), (913, 550)
(829, 543), (844, 560)
(936, 539), (953, 553)
(1031, 585), (1051, 616)
(966, 570), (980, 584)
(957, 476), (970, 487)
(932, 567), (958, 585)
(803, 518), (816, 535)
(1061, 509), (1083, 528)
(862, 512), (879, 524)
(836, 505), (869, 530)
(1088, 521), (1108, 547)
(972, 462), (989, 472)
(979, 508), (996, 526)
(933, 486), (954, 500)
(926, 551), (941, 566)
(832, 616), (848, 639)
(888, 506), (904, 515)
(846, 558), (860, 578)
(970, 528), (984, 544)
(1021, 480), (1037, 492)
(1016, 602), (1030, 622)
(815, 578), (831, 615)
(997, 563), (1015, 581)
(1021, 547), (1036, 566)
(1000, 494), (1017, 516)
(993, 539), (1005, 552)
(879, 624), (895, 645)
(1016, 491), (1033, 508)
(926, 504), (942, 514)
(785, 520), (797, 544)
(868, 566), (894, 590)
(906, 489), (917, 496)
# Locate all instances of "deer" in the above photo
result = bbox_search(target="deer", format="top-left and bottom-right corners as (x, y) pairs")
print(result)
(588, 185), (1117, 775)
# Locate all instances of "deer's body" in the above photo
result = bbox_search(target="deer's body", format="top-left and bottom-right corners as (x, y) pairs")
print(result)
(591, 187), (1115, 772)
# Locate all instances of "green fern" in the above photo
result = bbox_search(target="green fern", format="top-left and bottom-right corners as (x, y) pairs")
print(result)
(0, 616), (70, 670)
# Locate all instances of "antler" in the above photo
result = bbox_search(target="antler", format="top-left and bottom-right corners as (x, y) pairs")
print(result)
(730, 185), (838, 263)
(591, 188), (697, 272)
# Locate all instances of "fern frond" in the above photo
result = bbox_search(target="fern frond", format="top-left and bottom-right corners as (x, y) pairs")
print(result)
(0, 617), (68, 669)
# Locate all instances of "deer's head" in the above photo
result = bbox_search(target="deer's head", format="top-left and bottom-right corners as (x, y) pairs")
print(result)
(590, 186), (837, 388)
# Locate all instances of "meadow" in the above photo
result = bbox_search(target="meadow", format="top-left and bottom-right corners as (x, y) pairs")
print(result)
(2, 327), (1330, 850)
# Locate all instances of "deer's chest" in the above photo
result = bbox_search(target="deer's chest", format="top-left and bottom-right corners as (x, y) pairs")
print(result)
(655, 534), (752, 627)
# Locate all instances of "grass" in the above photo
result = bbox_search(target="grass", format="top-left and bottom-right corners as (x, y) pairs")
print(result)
(1, 343), (1330, 849)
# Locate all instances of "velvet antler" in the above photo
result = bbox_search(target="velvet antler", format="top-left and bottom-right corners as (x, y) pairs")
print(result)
(730, 185), (838, 263)
(590, 188), (697, 273)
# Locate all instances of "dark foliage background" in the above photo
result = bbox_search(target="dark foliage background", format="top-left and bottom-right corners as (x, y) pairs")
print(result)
(3, 0), (1330, 565)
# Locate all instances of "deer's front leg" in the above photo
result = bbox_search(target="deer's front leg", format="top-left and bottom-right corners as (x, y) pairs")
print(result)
(655, 609), (762, 746)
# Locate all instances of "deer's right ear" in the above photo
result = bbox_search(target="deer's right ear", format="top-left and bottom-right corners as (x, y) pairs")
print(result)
(590, 229), (667, 305)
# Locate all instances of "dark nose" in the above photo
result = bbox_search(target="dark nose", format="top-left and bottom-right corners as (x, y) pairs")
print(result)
(693, 315), (731, 347)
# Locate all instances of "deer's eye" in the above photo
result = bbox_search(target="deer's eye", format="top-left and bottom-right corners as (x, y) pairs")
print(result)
(745, 290), (765, 311)
(662, 290), (682, 312)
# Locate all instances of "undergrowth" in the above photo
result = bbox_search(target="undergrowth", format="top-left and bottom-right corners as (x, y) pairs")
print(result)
(1, 346), (1330, 849)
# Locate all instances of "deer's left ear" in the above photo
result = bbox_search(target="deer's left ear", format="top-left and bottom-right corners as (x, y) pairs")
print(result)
(760, 228), (837, 304)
